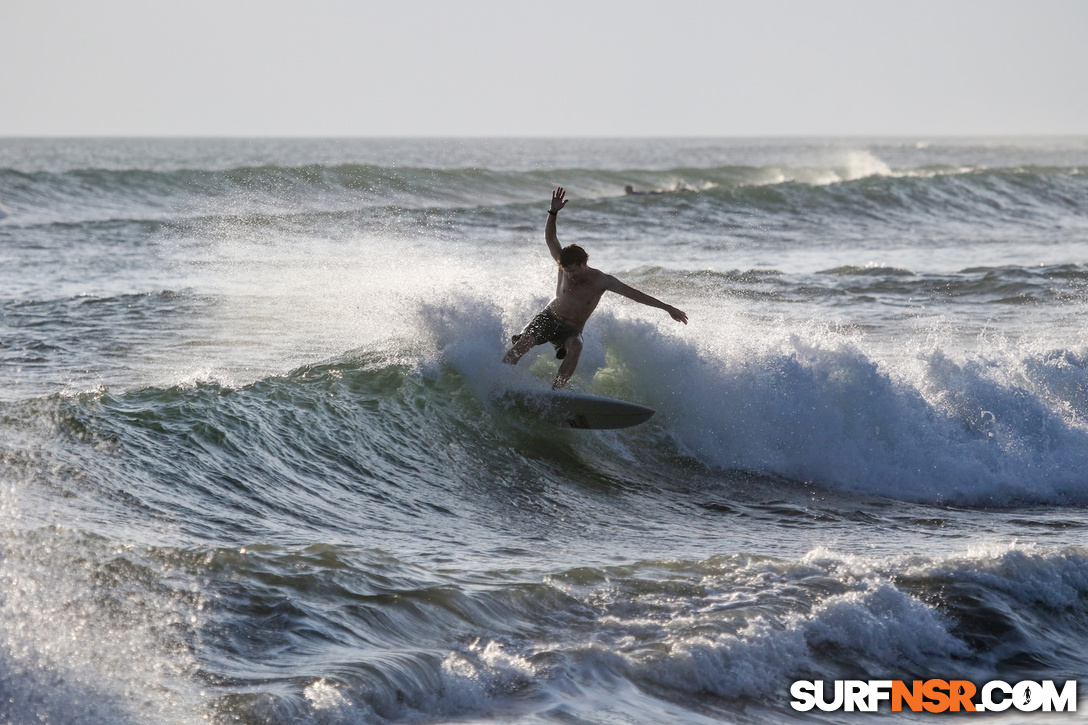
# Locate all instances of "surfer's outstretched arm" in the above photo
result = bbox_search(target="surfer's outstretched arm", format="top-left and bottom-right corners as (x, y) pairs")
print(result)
(605, 277), (689, 324)
(545, 187), (567, 263)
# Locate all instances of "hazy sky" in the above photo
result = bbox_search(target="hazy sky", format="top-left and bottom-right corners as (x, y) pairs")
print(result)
(3, 0), (1085, 137)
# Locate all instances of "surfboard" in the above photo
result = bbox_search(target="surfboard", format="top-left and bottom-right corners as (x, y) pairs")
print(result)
(501, 389), (655, 430)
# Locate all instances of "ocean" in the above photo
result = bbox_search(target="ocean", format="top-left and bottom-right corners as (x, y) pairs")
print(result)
(1, 137), (1087, 723)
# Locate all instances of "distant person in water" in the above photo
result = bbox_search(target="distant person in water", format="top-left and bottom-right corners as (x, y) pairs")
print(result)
(624, 184), (661, 195)
(503, 187), (688, 390)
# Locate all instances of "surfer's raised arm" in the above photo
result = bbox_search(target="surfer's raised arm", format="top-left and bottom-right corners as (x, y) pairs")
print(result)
(545, 186), (568, 263)
(605, 277), (689, 324)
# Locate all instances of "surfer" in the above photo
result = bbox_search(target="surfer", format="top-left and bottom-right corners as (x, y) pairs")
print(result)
(503, 187), (688, 390)
(625, 184), (658, 195)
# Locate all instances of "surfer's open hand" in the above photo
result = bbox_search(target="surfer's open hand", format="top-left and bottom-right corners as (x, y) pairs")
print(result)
(550, 187), (568, 214)
(666, 305), (688, 324)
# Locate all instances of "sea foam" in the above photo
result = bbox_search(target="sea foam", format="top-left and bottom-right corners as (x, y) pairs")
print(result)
(575, 311), (1088, 506)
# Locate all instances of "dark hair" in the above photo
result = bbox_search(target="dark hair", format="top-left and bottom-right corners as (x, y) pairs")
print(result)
(559, 244), (589, 267)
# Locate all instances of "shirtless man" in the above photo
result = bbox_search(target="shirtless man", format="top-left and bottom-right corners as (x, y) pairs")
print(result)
(503, 187), (688, 389)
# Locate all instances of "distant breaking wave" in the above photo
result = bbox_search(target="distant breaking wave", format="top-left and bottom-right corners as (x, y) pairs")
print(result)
(0, 163), (1083, 229)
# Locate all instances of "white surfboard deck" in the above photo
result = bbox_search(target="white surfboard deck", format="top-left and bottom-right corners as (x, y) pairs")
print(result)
(501, 389), (655, 430)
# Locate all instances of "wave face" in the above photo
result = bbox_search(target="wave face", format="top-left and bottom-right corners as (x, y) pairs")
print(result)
(2, 157), (1085, 230)
(1, 137), (1088, 723)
